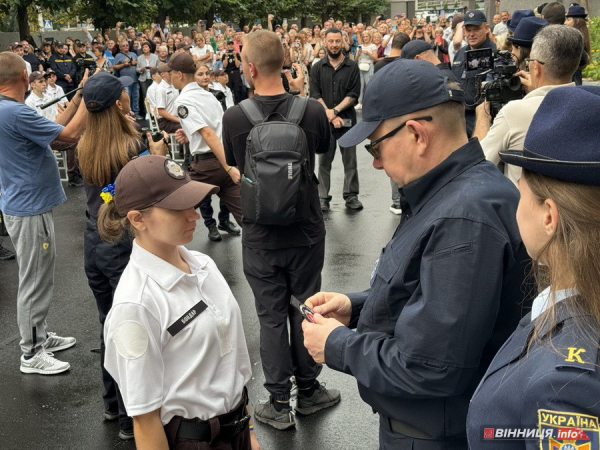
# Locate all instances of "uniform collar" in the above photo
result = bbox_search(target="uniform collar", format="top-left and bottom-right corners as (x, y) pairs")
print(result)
(531, 286), (579, 322)
(130, 240), (210, 291)
(400, 138), (485, 216)
(180, 82), (203, 96)
(523, 82), (576, 100)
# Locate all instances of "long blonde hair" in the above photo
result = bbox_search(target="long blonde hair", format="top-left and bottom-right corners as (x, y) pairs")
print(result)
(77, 103), (139, 186)
(525, 169), (600, 340)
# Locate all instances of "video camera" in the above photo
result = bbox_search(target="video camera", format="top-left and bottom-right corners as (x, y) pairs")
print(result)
(466, 48), (524, 118)
(75, 59), (98, 72)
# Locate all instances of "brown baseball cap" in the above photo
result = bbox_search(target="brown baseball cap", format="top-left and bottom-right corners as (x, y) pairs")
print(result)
(113, 156), (219, 216)
(157, 62), (170, 73)
(167, 52), (196, 73)
(29, 71), (45, 83)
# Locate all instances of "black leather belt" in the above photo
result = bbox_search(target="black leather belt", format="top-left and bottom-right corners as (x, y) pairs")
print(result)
(191, 152), (216, 162)
(381, 415), (434, 440)
(174, 388), (249, 442)
(176, 414), (250, 441)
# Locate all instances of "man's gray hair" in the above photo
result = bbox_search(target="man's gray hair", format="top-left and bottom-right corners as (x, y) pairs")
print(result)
(531, 25), (583, 80)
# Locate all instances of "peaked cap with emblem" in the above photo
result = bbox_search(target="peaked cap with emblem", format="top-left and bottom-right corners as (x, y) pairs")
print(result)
(114, 156), (219, 216)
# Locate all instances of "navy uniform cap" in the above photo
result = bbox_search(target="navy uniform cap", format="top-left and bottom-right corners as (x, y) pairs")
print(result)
(338, 59), (464, 148)
(507, 17), (548, 48)
(499, 86), (600, 186)
(566, 5), (587, 19)
(400, 41), (433, 60)
(507, 9), (535, 32)
(83, 72), (134, 113)
(464, 10), (487, 26)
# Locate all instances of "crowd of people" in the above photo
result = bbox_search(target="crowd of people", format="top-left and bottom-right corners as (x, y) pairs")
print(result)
(1, 2), (600, 450)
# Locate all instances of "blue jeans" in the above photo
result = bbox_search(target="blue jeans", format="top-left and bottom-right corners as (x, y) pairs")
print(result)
(124, 81), (140, 115)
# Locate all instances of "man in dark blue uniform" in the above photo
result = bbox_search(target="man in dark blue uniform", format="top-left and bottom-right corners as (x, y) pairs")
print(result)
(49, 43), (76, 98)
(451, 10), (496, 136)
(302, 60), (532, 449)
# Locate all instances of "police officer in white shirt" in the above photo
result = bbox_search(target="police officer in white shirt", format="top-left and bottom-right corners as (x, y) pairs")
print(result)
(101, 155), (257, 449)
(211, 69), (235, 110)
(25, 71), (57, 121)
(169, 53), (243, 224)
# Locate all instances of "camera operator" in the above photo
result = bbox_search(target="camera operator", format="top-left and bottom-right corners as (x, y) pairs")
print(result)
(473, 24), (582, 186)
(223, 40), (244, 104)
(451, 10), (496, 136)
(73, 42), (96, 85)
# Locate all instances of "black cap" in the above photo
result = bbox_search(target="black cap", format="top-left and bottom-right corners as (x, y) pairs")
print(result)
(464, 10), (487, 26)
(339, 60), (464, 147)
(400, 41), (433, 60)
(83, 72), (134, 113)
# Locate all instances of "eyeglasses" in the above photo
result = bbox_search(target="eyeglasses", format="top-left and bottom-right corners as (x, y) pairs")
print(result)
(525, 58), (545, 72)
(365, 116), (433, 158)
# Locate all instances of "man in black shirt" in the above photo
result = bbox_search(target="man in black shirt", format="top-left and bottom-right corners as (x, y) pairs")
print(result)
(310, 28), (362, 212)
(374, 32), (409, 73)
(223, 30), (338, 431)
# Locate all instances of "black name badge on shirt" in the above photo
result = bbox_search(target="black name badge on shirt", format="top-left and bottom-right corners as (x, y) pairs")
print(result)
(167, 300), (208, 336)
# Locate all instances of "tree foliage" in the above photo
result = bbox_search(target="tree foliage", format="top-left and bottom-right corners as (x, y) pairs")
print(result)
(6, 0), (391, 38)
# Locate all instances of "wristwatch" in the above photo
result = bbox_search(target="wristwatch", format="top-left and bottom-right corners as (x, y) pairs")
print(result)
(333, 108), (339, 116)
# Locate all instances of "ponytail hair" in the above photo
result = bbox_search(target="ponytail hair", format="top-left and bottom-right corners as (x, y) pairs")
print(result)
(97, 200), (130, 243)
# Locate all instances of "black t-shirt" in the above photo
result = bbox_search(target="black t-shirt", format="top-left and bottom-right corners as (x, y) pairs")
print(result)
(223, 93), (331, 250)
(23, 53), (41, 70)
(374, 56), (400, 73)
(224, 51), (241, 72)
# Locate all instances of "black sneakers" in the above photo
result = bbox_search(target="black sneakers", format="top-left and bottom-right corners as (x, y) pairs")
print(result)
(207, 226), (222, 242)
(68, 174), (84, 187)
(0, 243), (15, 260)
(254, 398), (296, 430)
(345, 196), (363, 210)
(296, 382), (341, 415)
(218, 220), (240, 236)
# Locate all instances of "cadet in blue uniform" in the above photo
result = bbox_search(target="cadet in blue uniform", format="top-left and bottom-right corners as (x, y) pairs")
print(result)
(467, 86), (600, 449)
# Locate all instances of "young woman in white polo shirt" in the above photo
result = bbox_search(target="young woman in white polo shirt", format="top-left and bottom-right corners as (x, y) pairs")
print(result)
(98, 155), (258, 450)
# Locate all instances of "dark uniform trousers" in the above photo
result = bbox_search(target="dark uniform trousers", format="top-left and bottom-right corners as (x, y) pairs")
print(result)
(83, 217), (133, 432)
(318, 126), (359, 201)
(51, 139), (80, 178)
(242, 240), (324, 401)
(187, 156), (242, 225)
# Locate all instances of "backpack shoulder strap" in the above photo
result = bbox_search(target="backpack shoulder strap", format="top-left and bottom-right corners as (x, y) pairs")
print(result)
(287, 96), (308, 125)
(238, 99), (265, 126)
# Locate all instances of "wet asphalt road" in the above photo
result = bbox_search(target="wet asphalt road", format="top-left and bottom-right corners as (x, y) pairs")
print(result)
(0, 137), (401, 450)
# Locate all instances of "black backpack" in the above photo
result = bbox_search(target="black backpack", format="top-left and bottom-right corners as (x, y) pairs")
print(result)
(238, 96), (315, 226)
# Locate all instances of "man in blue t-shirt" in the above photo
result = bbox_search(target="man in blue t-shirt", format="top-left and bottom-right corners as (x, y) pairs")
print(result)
(113, 41), (140, 118)
(0, 51), (88, 375)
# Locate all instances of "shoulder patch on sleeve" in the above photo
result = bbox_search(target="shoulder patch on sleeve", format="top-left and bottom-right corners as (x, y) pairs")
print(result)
(113, 320), (149, 360)
(538, 409), (599, 449)
(178, 105), (189, 119)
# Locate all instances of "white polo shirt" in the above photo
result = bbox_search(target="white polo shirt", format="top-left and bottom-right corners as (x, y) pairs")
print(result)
(146, 81), (161, 109)
(210, 82), (234, 110)
(46, 84), (67, 106)
(155, 79), (179, 116)
(176, 82), (223, 155)
(104, 242), (252, 424)
(25, 91), (58, 121)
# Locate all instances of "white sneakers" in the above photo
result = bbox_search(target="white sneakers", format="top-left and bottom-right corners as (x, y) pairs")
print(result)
(20, 350), (70, 375)
(20, 332), (76, 375)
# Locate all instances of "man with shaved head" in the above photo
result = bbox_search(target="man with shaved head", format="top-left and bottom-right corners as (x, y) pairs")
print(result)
(222, 30), (338, 430)
(0, 52), (87, 375)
